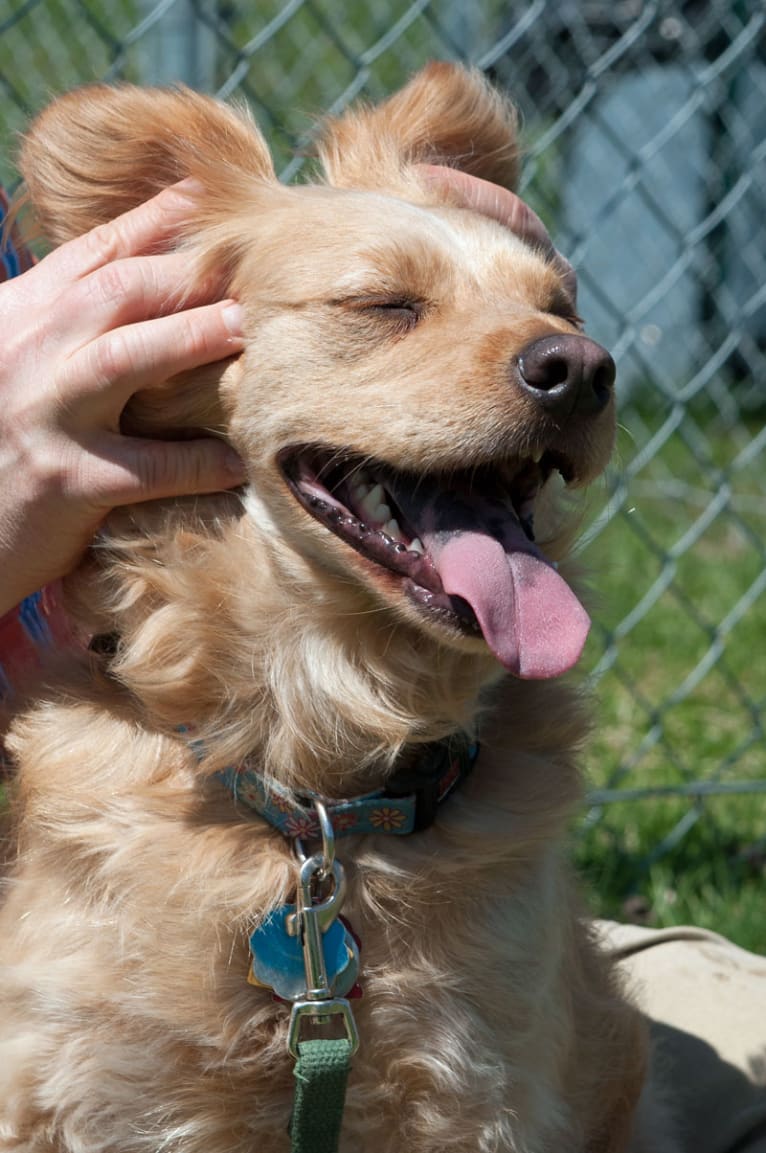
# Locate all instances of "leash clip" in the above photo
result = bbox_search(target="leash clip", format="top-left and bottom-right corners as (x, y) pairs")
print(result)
(286, 853), (347, 998)
(286, 802), (360, 1058)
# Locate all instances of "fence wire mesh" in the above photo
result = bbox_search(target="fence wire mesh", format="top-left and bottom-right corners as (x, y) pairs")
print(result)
(1, 0), (764, 921)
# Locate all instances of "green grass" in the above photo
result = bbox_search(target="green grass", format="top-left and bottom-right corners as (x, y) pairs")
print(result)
(574, 401), (766, 953)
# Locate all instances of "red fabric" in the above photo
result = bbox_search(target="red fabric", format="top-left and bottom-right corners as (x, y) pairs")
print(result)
(0, 584), (75, 698)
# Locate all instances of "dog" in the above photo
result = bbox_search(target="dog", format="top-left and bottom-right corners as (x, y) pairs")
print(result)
(0, 64), (675, 1152)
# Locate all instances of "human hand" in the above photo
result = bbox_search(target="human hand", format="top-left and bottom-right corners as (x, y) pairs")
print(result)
(0, 181), (246, 616)
(419, 165), (578, 305)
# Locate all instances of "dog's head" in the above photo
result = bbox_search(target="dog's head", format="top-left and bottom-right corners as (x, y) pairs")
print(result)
(20, 64), (615, 710)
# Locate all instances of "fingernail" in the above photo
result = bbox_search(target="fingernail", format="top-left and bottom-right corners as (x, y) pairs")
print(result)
(222, 301), (245, 337)
(174, 176), (206, 198)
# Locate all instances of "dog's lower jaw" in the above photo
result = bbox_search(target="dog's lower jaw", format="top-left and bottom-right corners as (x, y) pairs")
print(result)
(242, 481), (495, 668)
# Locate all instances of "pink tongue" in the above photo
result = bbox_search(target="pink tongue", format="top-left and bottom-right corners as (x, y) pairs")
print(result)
(430, 532), (590, 679)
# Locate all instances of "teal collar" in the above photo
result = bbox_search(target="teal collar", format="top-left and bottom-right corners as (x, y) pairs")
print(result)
(212, 734), (479, 838)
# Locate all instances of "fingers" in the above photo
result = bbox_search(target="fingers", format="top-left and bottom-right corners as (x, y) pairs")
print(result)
(0, 181), (248, 604)
(8, 183), (230, 362)
(419, 165), (578, 304)
(86, 433), (246, 507)
(61, 299), (245, 416)
(40, 180), (205, 281)
(74, 250), (228, 332)
(24, 246), (228, 357)
(420, 166), (550, 248)
(8, 186), (245, 426)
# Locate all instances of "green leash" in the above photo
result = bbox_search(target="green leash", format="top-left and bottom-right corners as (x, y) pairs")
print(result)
(290, 1037), (353, 1153)
(280, 805), (359, 1153)
(229, 734), (478, 1149)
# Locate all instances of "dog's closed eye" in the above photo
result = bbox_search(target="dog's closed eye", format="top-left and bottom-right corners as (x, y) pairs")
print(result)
(546, 289), (583, 330)
(335, 293), (427, 335)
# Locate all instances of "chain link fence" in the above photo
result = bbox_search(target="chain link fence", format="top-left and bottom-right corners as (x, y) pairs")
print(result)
(1, 0), (765, 924)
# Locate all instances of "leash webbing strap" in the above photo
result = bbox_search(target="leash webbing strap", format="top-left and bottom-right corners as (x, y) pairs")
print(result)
(290, 1037), (353, 1153)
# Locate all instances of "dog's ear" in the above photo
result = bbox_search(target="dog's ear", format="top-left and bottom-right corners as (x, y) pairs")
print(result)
(19, 84), (276, 244)
(316, 62), (519, 194)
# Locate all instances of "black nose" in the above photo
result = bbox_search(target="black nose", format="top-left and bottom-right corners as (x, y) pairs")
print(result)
(517, 334), (615, 417)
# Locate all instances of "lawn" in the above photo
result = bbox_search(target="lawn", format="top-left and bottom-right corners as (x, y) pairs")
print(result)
(574, 401), (766, 954)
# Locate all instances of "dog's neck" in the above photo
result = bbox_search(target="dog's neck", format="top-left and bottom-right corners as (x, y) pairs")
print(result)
(181, 615), (495, 799)
(76, 505), (504, 800)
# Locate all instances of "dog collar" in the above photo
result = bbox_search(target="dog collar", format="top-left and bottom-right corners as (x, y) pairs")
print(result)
(211, 733), (479, 838)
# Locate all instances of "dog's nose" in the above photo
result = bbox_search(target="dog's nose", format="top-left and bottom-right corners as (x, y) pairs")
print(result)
(517, 334), (615, 417)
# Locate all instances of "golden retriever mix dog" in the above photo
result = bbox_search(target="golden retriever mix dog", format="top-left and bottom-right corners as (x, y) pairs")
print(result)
(0, 64), (674, 1152)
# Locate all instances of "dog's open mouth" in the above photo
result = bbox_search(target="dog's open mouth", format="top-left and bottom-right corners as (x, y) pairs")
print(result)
(280, 447), (590, 679)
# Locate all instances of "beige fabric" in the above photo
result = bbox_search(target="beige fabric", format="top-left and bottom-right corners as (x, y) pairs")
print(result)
(597, 921), (766, 1152)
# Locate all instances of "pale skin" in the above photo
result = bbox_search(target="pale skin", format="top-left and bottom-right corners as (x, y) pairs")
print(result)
(0, 168), (574, 617)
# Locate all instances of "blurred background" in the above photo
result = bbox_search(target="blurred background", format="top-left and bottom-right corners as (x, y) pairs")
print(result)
(1, 0), (764, 948)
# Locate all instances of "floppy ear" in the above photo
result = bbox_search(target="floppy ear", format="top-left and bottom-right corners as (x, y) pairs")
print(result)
(18, 85), (280, 443)
(19, 84), (276, 244)
(316, 61), (519, 194)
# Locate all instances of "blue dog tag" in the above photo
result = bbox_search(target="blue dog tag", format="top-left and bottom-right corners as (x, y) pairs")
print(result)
(249, 904), (359, 1001)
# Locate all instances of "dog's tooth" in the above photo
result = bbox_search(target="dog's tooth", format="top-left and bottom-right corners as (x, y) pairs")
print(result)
(409, 537), (425, 555)
(382, 518), (403, 542)
(359, 484), (391, 524)
(352, 482), (372, 503)
(531, 449), (543, 464)
(357, 484), (382, 517)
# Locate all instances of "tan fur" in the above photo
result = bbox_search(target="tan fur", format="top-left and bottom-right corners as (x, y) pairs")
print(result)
(1, 65), (672, 1152)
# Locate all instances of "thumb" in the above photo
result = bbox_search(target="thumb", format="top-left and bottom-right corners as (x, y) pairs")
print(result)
(104, 435), (246, 505)
(419, 165), (578, 305)
(420, 165), (550, 249)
